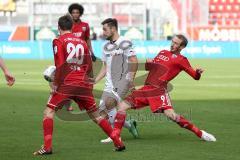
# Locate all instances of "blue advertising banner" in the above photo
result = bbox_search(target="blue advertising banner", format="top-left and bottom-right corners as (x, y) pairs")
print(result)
(0, 40), (239, 59)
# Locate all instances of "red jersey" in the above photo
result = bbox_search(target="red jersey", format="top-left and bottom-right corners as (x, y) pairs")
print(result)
(71, 21), (90, 41)
(145, 50), (200, 87)
(52, 33), (92, 95)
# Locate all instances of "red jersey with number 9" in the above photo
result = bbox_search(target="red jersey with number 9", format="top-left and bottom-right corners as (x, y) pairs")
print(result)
(52, 33), (93, 95)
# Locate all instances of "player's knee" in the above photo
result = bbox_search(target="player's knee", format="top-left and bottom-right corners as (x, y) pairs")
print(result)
(99, 110), (108, 119)
(118, 101), (131, 112)
(105, 97), (117, 110)
(164, 110), (177, 121)
(88, 110), (102, 123)
(43, 107), (55, 119)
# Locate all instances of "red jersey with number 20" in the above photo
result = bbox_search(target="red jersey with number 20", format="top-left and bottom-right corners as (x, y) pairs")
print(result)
(145, 50), (201, 87)
(52, 33), (92, 95)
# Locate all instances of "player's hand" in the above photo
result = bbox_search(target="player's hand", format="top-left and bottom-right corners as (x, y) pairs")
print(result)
(4, 71), (15, 86)
(91, 54), (97, 62)
(196, 68), (204, 74)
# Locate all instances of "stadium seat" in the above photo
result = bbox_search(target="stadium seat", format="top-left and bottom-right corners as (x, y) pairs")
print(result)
(209, 0), (239, 26)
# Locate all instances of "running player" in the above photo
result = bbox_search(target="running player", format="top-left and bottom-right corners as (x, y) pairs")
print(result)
(111, 34), (216, 143)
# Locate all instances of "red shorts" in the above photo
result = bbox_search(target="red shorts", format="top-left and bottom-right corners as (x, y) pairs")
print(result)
(125, 85), (173, 113)
(47, 92), (97, 112)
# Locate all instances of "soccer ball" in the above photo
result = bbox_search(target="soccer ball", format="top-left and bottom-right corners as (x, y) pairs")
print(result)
(43, 65), (56, 82)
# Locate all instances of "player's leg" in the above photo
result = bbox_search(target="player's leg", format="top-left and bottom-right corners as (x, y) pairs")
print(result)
(76, 96), (125, 151)
(48, 82), (73, 111)
(33, 107), (55, 155)
(33, 93), (69, 155)
(164, 109), (216, 141)
(105, 97), (137, 136)
(111, 100), (132, 138)
(112, 87), (150, 138)
(88, 109), (125, 151)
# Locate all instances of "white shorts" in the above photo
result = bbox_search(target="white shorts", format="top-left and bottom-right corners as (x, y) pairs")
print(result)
(99, 79), (130, 112)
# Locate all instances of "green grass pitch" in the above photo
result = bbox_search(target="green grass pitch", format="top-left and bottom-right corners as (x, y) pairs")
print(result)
(0, 59), (239, 160)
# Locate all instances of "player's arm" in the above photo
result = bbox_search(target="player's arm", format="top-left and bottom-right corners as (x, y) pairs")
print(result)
(52, 39), (64, 86)
(0, 57), (15, 86)
(145, 58), (154, 71)
(53, 39), (65, 68)
(180, 58), (203, 80)
(94, 61), (107, 84)
(127, 55), (138, 82)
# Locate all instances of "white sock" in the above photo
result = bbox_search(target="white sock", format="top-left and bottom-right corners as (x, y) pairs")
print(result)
(108, 108), (117, 127)
(124, 120), (131, 129)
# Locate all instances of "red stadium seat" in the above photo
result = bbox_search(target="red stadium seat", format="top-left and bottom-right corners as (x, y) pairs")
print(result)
(209, 0), (239, 26)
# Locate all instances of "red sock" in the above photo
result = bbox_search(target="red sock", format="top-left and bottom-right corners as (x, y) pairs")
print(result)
(176, 115), (202, 138)
(43, 118), (53, 150)
(114, 111), (126, 132)
(98, 118), (113, 137)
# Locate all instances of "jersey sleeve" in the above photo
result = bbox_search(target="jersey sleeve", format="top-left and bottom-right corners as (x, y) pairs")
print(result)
(125, 41), (136, 57)
(52, 39), (65, 68)
(180, 57), (201, 80)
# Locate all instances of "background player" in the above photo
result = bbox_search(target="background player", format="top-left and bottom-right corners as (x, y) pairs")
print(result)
(111, 34), (216, 142)
(94, 18), (139, 143)
(33, 15), (125, 155)
(0, 57), (15, 86)
(68, 3), (96, 62)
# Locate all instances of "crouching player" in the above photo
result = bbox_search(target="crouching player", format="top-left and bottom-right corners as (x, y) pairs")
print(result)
(111, 34), (216, 143)
(33, 15), (125, 155)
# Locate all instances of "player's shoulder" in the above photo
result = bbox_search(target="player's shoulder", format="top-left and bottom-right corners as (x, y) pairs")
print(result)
(52, 37), (62, 46)
(117, 36), (133, 49)
(118, 36), (132, 43)
(178, 53), (187, 60)
(80, 21), (90, 27)
(158, 50), (169, 55)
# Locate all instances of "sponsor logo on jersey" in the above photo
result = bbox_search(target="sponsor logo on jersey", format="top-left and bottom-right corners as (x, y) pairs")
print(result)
(82, 27), (86, 32)
(73, 32), (82, 38)
(157, 55), (169, 61)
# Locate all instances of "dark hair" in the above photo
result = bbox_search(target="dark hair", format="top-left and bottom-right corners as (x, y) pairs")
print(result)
(101, 18), (118, 30)
(68, 3), (84, 15)
(176, 34), (188, 47)
(58, 14), (73, 31)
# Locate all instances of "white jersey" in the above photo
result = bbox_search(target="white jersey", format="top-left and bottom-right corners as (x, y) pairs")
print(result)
(102, 36), (136, 92)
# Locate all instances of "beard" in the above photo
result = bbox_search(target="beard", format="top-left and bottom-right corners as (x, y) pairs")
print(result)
(106, 35), (113, 41)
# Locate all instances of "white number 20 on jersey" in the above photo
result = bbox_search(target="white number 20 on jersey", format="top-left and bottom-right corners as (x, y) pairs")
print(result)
(66, 42), (84, 64)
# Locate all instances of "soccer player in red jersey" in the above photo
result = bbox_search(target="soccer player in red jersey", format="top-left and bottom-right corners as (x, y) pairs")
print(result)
(0, 57), (15, 86)
(111, 34), (216, 143)
(33, 15), (125, 156)
(68, 3), (96, 62)
(64, 3), (97, 111)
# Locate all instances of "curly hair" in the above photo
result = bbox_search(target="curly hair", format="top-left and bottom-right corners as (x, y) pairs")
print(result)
(68, 3), (84, 15)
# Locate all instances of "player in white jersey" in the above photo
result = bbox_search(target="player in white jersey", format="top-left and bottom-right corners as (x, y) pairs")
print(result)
(94, 18), (139, 143)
